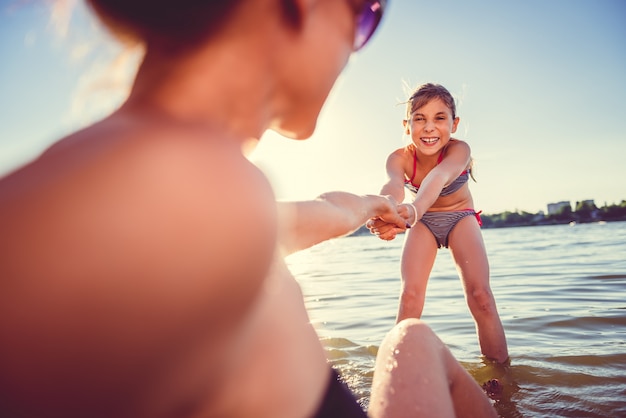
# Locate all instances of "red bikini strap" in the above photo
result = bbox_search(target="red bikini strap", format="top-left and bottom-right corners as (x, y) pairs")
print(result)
(408, 149), (418, 183)
(437, 140), (456, 164)
(437, 142), (451, 164)
(475, 210), (483, 226)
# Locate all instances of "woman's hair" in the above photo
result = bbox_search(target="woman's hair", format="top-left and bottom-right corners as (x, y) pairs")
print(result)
(86, 0), (244, 51)
(405, 83), (456, 119)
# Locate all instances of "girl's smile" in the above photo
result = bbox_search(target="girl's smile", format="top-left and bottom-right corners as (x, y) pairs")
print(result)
(405, 98), (459, 155)
(421, 137), (440, 145)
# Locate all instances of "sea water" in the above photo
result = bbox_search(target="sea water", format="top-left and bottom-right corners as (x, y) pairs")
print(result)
(286, 221), (626, 417)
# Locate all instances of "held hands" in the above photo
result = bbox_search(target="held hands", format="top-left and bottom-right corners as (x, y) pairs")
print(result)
(367, 202), (419, 241)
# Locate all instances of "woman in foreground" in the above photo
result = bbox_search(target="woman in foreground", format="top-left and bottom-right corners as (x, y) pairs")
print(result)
(0, 1), (496, 417)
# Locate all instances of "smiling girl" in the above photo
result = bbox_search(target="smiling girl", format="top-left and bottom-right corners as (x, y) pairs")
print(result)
(369, 83), (509, 364)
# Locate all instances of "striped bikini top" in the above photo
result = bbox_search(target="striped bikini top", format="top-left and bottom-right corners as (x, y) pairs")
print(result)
(404, 148), (469, 196)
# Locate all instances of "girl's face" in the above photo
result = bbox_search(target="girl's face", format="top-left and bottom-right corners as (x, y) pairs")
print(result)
(404, 98), (459, 156)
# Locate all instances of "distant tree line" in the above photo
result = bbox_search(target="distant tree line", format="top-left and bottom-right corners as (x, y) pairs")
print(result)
(348, 200), (626, 236)
(481, 200), (626, 228)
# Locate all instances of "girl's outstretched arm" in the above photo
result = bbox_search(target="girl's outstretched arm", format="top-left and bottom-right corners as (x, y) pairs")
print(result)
(379, 149), (407, 203)
(411, 140), (472, 218)
(366, 150), (412, 241)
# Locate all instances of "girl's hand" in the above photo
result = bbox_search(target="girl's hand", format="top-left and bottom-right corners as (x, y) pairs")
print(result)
(398, 203), (419, 228)
(366, 216), (407, 241)
(367, 203), (419, 241)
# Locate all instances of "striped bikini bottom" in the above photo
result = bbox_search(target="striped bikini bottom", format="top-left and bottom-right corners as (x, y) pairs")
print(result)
(420, 209), (482, 248)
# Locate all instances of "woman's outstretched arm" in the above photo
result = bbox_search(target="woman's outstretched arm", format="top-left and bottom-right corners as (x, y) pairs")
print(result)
(277, 192), (407, 255)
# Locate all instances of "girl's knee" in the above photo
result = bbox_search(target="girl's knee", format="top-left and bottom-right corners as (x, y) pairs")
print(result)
(468, 286), (494, 304)
(467, 287), (499, 316)
(400, 288), (424, 304)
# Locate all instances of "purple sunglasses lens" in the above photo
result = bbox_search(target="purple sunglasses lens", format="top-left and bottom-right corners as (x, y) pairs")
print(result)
(354, 1), (383, 51)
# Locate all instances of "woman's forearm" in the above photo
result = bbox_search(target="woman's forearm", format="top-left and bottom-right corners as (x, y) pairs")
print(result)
(278, 193), (404, 255)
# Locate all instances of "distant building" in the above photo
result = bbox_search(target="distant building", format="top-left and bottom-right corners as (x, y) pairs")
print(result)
(547, 201), (571, 215)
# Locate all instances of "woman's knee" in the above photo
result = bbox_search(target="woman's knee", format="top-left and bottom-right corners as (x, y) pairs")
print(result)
(396, 317), (429, 331)
(387, 318), (439, 347)
(384, 319), (457, 378)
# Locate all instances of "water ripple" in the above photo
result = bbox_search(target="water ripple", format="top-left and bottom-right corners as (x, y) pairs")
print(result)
(290, 221), (626, 417)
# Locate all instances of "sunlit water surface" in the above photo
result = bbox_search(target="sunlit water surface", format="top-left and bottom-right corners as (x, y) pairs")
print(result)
(286, 221), (626, 417)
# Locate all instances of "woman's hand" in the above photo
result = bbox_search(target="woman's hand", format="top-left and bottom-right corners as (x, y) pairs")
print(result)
(366, 202), (412, 241)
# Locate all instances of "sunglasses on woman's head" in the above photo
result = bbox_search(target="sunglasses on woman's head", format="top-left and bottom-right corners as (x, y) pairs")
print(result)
(353, 0), (387, 51)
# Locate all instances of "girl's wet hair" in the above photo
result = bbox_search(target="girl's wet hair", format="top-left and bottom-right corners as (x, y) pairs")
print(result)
(406, 83), (456, 119)
(404, 83), (475, 181)
(86, 0), (244, 51)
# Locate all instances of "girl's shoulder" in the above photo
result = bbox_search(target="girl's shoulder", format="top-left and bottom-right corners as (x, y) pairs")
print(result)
(443, 138), (471, 156)
(447, 138), (470, 149)
(386, 146), (414, 169)
(389, 145), (414, 159)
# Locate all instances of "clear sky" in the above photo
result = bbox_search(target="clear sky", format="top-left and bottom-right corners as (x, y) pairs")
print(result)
(1, 0), (625, 214)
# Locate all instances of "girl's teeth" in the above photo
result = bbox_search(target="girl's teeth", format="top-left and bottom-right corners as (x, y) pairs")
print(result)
(422, 138), (438, 144)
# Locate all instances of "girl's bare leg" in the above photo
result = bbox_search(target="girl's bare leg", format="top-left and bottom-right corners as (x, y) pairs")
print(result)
(449, 216), (509, 363)
(397, 225), (438, 322)
(369, 319), (497, 418)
